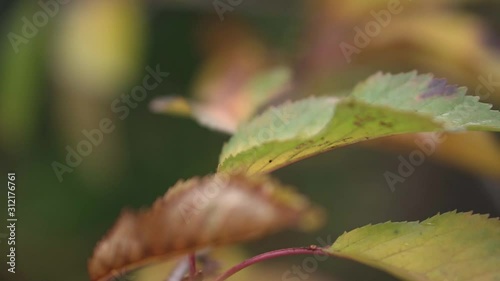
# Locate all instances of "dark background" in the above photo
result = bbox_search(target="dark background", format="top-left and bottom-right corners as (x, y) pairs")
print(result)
(1, 1), (499, 281)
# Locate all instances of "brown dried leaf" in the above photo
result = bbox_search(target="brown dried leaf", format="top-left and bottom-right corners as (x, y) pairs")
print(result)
(88, 173), (324, 281)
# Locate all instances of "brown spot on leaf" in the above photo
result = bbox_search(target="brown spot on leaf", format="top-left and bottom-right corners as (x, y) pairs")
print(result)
(295, 140), (314, 150)
(353, 114), (376, 127)
(379, 121), (393, 128)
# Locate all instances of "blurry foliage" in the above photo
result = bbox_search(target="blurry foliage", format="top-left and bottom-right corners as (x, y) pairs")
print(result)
(91, 71), (500, 280)
(1, 0), (500, 281)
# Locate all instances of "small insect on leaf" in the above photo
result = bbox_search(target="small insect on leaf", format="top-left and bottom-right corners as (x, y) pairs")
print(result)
(88, 173), (324, 281)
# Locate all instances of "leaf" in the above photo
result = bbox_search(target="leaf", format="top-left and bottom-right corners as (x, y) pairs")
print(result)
(150, 67), (291, 134)
(0, 2), (45, 151)
(150, 20), (291, 133)
(365, 132), (500, 179)
(53, 0), (145, 96)
(325, 212), (500, 281)
(364, 12), (500, 107)
(218, 72), (500, 175)
(303, 1), (500, 106)
(88, 173), (324, 281)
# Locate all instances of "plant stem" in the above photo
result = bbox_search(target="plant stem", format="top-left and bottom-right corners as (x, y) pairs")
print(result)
(188, 253), (196, 279)
(213, 247), (328, 281)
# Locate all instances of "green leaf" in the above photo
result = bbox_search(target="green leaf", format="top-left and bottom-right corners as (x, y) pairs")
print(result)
(325, 212), (500, 281)
(218, 72), (500, 174)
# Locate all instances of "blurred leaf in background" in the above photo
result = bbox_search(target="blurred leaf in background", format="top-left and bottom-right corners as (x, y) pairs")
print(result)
(1, 1), (500, 281)
(0, 1), (47, 154)
(50, 0), (147, 186)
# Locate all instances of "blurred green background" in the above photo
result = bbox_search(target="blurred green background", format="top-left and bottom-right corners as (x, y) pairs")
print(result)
(1, 1), (500, 281)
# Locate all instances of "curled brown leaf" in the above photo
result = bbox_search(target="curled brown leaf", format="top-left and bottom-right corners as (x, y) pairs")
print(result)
(88, 173), (324, 281)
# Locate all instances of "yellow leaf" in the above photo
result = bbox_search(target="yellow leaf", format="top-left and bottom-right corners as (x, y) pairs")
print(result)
(327, 212), (500, 281)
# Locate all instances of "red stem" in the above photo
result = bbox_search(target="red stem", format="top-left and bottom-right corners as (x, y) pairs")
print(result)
(188, 253), (196, 279)
(213, 247), (328, 281)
